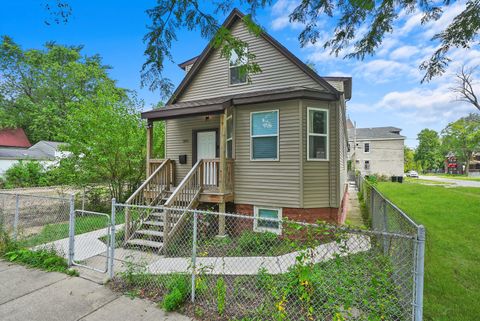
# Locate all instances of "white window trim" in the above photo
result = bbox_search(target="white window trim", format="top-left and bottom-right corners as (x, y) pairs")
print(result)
(229, 48), (248, 86)
(364, 160), (371, 170)
(250, 110), (280, 161)
(307, 107), (329, 161)
(226, 114), (234, 159)
(253, 206), (282, 235)
(364, 142), (370, 154)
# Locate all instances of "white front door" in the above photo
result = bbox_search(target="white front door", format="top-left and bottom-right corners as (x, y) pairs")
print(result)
(197, 131), (217, 185)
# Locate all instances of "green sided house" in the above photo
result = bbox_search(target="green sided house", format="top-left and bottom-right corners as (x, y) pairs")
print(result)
(125, 9), (350, 250)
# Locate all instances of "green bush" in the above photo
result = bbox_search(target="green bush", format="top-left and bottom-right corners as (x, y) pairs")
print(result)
(162, 273), (190, 311)
(3, 161), (47, 188)
(237, 230), (278, 253)
(3, 248), (78, 276)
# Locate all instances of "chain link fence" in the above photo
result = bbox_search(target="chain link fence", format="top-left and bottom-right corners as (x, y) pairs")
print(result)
(357, 175), (425, 321)
(109, 200), (424, 321)
(0, 183), (424, 321)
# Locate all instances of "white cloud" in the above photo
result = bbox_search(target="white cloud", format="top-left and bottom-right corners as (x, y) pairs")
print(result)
(389, 45), (420, 60)
(347, 102), (377, 113)
(375, 83), (476, 125)
(270, 0), (304, 31)
(353, 59), (421, 83)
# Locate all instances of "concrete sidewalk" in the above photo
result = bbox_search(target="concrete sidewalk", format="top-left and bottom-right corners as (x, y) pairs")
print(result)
(0, 260), (191, 321)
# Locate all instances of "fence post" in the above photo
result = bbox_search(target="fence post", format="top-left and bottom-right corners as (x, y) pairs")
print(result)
(382, 199), (389, 254)
(191, 210), (198, 303)
(370, 187), (375, 228)
(68, 193), (75, 267)
(108, 198), (116, 279)
(414, 225), (426, 321)
(13, 194), (19, 240)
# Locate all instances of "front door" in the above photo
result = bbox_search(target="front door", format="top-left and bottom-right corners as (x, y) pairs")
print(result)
(196, 131), (217, 185)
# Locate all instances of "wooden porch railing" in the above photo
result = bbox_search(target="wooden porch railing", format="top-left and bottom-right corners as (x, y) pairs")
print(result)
(161, 158), (234, 250)
(124, 159), (173, 241)
(201, 159), (234, 192)
(162, 160), (203, 250)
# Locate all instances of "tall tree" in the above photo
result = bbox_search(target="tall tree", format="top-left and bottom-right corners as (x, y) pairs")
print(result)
(0, 36), (112, 142)
(61, 82), (147, 201)
(404, 146), (420, 172)
(442, 114), (480, 174)
(43, 1), (480, 97)
(415, 129), (443, 172)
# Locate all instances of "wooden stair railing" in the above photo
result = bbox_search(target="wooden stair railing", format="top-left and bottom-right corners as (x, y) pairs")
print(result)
(162, 160), (204, 250)
(124, 159), (173, 241)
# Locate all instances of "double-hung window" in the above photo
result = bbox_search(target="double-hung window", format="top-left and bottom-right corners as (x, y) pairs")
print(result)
(226, 115), (233, 159)
(254, 206), (282, 234)
(364, 160), (370, 170)
(251, 110), (279, 160)
(364, 143), (370, 153)
(307, 107), (329, 161)
(229, 48), (248, 85)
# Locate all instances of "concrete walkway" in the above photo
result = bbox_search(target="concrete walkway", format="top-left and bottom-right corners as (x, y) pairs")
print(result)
(0, 260), (191, 321)
(40, 228), (370, 277)
(419, 175), (480, 187)
(346, 181), (364, 227)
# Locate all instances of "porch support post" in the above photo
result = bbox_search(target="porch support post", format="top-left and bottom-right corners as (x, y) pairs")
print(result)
(218, 111), (227, 237)
(146, 120), (153, 178)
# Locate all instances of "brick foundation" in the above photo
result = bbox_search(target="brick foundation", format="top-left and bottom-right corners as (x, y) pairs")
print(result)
(233, 204), (340, 225)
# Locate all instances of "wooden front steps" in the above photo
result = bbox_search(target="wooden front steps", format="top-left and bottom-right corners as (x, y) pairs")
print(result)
(125, 210), (165, 251)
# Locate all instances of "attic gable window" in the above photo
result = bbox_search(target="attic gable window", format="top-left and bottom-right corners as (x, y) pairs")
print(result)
(229, 48), (248, 85)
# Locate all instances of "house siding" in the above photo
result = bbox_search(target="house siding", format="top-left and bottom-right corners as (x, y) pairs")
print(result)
(233, 100), (302, 208)
(165, 115), (220, 186)
(177, 20), (326, 102)
(301, 99), (340, 208)
(350, 139), (404, 177)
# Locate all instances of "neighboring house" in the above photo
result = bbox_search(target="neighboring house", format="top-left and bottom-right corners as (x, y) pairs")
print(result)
(444, 151), (464, 175)
(468, 152), (480, 177)
(347, 125), (405, 177)
(125, 9), (350, 250)
(0, 128), (31, 148)
(0, 140), (67, 176)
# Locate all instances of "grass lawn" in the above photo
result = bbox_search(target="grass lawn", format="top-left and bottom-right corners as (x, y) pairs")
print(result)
(21, 213), (126, 247)
(376, 181), (480, 321)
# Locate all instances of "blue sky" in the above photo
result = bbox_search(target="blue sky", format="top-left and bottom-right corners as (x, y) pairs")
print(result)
(1, 0), (479, 147)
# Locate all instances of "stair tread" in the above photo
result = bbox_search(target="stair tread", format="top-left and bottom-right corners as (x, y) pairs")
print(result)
(136, 229), (164, 237)
(127, 239), (163, 248)
(144, 220), (164, 226)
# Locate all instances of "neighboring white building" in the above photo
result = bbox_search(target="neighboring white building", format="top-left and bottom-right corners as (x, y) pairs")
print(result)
(347, 123), (405, 177)
(0, 141), (67, 176)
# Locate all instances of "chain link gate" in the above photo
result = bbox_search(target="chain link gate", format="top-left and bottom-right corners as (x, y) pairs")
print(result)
(68, 203), (116, 275)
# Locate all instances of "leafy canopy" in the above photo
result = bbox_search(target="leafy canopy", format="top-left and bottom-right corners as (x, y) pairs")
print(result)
(415, 129), (443, 171)
(441, 113), (480, 166)
(0, 36), (112, 142)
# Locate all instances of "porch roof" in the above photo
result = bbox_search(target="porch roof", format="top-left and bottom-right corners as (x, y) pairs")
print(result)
(141, 86), (338, 121)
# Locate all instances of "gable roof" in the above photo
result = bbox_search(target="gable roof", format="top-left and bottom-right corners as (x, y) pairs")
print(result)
(348, 127), (405, 140)
(0, 140), (65, 160)
(167, 8), (340, 104)
(0, 128), (31, 148)
(142, 86), (336, 120)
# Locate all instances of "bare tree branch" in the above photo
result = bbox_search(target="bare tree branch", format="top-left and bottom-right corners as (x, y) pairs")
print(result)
(450, 64), (480, 111)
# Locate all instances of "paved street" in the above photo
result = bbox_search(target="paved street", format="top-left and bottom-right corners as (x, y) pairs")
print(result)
(419, 175), (480, 188)
(0, 260), (191, 321)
